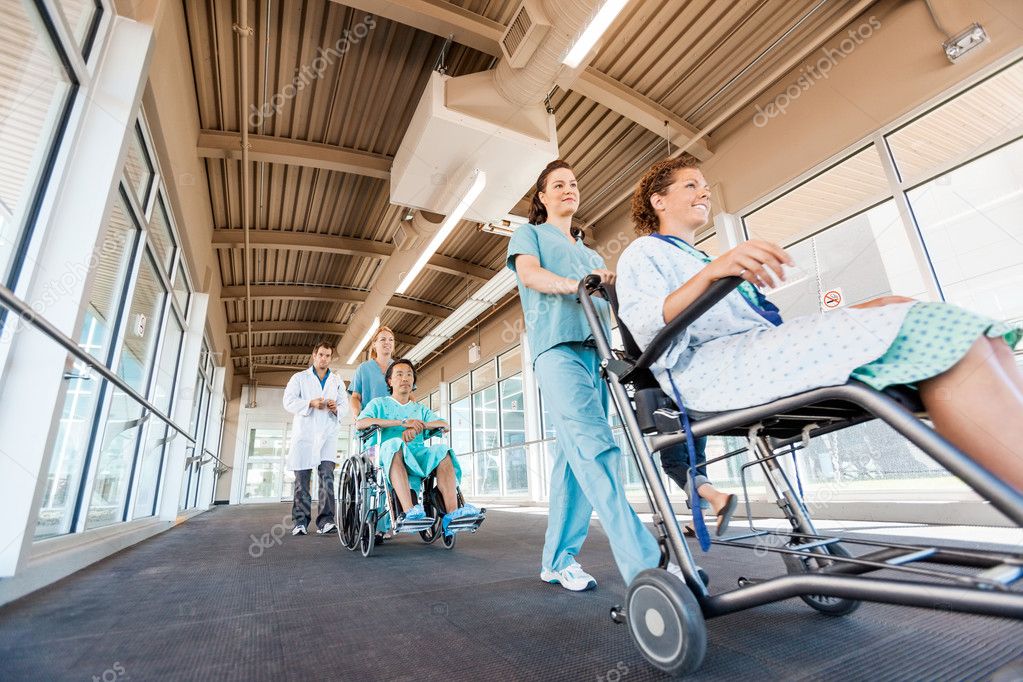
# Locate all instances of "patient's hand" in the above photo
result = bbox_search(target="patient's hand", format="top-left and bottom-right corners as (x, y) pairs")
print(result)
(402, 427), (418, 443)
(707, 239), (792, 289)
(850, 295), (916, 309)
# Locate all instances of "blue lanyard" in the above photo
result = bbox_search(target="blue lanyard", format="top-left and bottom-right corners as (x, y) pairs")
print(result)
(647, 233), (782, 327)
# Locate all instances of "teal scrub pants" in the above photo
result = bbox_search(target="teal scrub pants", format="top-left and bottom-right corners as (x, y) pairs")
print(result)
(535, 342), (661, 584)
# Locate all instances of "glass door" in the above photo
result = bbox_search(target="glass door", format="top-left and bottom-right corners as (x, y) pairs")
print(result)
(244, 426), (289, 503)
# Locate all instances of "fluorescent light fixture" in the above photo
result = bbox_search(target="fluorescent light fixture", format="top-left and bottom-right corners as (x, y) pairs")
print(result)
(395, 169), (487, 295)
(406, 268), (519, 363)
(480, 214), (528, 238)
(562, 0), (630, 69)
(346, 317), (380, 365)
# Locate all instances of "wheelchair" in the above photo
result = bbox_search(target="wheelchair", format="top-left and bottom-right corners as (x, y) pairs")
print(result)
(337, 425), (485, 557)
(577, 274), (1023, 676)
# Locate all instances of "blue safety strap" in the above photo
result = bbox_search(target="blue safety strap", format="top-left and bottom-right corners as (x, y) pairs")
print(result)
(647, 233), (783, 327)
(666, 372), (711, 552)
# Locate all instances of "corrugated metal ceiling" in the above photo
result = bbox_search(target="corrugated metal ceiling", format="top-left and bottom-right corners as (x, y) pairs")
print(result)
(183, 0), (876, 374)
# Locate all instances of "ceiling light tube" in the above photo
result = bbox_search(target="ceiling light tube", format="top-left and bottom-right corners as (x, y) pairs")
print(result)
(347, 317), (380, 365)
(562, 0), (630, 69)
(395, 169), (487, 295)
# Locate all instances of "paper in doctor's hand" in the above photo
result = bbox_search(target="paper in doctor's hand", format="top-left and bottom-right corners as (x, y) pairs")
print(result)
(309, 398), (326, 409)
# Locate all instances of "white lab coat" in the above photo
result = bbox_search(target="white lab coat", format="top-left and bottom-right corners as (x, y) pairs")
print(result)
(283, 367), (349, 471)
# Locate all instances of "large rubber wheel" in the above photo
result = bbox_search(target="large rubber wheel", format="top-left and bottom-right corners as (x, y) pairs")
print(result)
(625, 569), (706, 676)
(442, 531), (456, 550)
(782, 542), (861, 616)
(359, 511), (376, 557)
(337, 458), (358, 551)
(420, 487), (442, 544)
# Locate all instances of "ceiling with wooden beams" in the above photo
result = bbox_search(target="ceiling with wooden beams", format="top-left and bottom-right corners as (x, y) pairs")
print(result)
(182, 0), (875, 377)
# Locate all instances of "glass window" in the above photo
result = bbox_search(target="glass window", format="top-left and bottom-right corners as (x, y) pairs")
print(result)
(743, 147), (889, 246)
(117, 253), (168, 394)
(132, 423), (169, 518)
(244, 428), (286, 500)
(0, 3), (75, 283)
(35, 345), (103, 538)
(908, 138), (1023, 322)
(500, 376), (525, 446)
(151, 313), (183, 413)
(85, 388), (146, 529)
(55, 0), (101, 55)
(449, 373), (470, 402)
(123, 122), (154, 209)
(887, 61), (1023, 183)
(474, 451), (500, 495)
(450, 397), (472, 455)
(471, 360), (497, 390)
(430, 391), (440, 413)
(472, 385), (498, 451)
(498, 347), (521, 377)
(768, 200), (932, 318)
(80, 192), (139, 362)
(695, 231), (721, 257)
(148, 195), (177, 274)
(172, 262), (190, 315)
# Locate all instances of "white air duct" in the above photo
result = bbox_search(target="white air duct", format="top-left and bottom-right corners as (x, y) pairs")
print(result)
(390, 0), (609, 223)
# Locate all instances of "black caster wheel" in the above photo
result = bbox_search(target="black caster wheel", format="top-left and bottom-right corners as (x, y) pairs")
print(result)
(442, 531), (456, 549)
(359, 513), (376, 557)
(781, 542), (861, 616)
(625, 568), (707, 676)
(420, 516), (441, 544)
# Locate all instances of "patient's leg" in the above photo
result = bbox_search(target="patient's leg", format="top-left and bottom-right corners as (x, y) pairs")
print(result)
(989, 337), (1023, 394)
(435, 454), (459, 513)
(920, 337), (1023, 493)
(389, 448), (415, 512)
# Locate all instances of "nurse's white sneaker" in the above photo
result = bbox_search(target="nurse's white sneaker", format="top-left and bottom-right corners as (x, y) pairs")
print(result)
(316, 522), (336, 535)
(291, 525), (307, 536)
(541, 562), (597, 591)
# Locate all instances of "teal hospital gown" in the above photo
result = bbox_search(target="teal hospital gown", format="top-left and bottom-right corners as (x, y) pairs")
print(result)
(358, 396), (461, 492)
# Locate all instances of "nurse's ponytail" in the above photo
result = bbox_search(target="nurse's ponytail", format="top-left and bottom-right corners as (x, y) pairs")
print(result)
(528, 160), (584, 242)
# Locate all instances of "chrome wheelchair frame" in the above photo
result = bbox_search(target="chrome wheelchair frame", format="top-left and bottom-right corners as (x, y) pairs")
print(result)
(577, 275), (1023, 676)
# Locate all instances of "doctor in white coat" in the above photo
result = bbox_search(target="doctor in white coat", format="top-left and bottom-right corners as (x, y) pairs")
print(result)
(283, 340), (348, 536)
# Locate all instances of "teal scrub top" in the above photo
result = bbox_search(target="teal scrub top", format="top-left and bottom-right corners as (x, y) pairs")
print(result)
(506, 222), (612, 365)
(358, 396), (443, 447)
(349, 359), (389, 406)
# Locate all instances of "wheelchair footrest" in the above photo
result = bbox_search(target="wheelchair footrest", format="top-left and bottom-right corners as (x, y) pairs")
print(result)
(394, 517), (436, 533)
(444, 510), (486, 534)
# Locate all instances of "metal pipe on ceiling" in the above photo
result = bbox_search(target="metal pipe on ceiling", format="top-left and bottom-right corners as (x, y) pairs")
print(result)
(234, 0), (256, 389)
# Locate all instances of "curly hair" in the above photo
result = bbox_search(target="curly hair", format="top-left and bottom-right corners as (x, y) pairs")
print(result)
(631, 155), (701, 236)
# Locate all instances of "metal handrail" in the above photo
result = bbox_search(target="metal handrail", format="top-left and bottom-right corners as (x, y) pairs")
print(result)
(0, 283), (197, 446)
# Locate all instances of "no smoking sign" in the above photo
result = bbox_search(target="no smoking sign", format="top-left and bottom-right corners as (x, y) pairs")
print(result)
(822, 287), (844, 310)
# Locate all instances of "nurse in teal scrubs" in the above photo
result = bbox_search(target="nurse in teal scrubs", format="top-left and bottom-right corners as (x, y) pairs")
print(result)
(349, 326), (395, 416)
(507, 160), (662, 591)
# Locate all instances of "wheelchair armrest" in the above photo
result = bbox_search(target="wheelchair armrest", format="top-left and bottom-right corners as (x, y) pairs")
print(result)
(356, 424), (381, 444)
(630, 276), (743, 373)
(423, 427), (447, 440)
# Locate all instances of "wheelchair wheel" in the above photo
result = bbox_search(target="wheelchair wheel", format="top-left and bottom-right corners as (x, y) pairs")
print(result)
(420, 487), (442, 544)
(359, 511), (376, 557)
(337, 458), (358, 551)
(782, 541), (861, 616)
(442, 531), (455, 549)
(625, 568), (706, 676)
